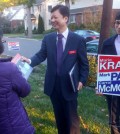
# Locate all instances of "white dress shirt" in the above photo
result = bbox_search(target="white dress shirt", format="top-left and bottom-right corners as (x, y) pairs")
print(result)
(29, 28), (69, 64)
(115, 35), (120, 55)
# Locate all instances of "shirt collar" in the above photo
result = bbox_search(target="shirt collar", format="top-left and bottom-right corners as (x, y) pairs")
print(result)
(57, 28), (69, 39)
(116, 34), (120, 42)
(118, 34), (120, 39)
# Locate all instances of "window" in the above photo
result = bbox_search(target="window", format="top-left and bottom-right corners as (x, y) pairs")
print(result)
(70, 15), (75, 23)
(71, 0), (75, 4)
(48, 5), (52, 12)
(39, 5), (41, 12)
(49, 19), (51, 25)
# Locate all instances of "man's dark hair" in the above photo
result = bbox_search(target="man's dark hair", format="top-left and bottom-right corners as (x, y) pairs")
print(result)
(51, 5), (69, 19)
(0, 37), (4, 54)
(115, 11), (120, 20)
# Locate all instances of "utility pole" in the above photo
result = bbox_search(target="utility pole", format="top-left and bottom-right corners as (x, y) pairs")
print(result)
(98, 0), (113, 54)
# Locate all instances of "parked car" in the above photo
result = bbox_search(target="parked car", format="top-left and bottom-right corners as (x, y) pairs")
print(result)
(86, 39), (99, 54)
(74, 30), (100, 42)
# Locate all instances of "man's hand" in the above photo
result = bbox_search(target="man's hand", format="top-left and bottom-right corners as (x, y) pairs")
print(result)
(95, 87), (103, 96)
(21, 56), (31, 64)
(96, 91), (103, 96)
(77, 82), (83, 91)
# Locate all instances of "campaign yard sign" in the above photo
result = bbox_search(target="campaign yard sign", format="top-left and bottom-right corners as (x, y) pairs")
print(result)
(97, 55), (120, 96)
(11, 53), (33, 80)
(8, 42), (20, 50)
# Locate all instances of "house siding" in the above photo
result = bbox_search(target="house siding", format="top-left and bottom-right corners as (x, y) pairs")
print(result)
(2, 0), (120, 32)
(70, 0), (103, 9)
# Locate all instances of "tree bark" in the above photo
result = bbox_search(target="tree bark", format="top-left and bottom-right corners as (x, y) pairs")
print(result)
(98, 0), (113, 54)
(26, 7), (32, 38)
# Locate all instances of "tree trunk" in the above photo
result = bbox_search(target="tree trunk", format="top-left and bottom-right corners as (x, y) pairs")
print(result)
(65, 0), (70, 8)
(26, 7), (32, 38)
(98, 0), (113, 54)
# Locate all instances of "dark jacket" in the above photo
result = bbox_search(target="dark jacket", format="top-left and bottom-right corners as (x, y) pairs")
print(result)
(0, 58), (35, 134)
(101, 34), (118, 55)
(31, 31), (89, 100)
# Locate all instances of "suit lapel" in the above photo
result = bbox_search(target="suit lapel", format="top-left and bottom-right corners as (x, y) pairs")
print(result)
(50, 33), (57, 61)
(61, 32), (73, 62)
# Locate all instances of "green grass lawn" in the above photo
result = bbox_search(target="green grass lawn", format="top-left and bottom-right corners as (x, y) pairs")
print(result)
(23, 64), (110, 134)
(4, 33), (25, 37)
(4, 33), (44, 40)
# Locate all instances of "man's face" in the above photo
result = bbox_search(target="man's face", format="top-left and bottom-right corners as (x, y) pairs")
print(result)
(51, 10), (68, 31)
(115, 20), (120, 34)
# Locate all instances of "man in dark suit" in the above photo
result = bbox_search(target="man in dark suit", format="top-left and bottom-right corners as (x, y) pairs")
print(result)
(23, 5), (89, 134)
(101, 11), (120, 134)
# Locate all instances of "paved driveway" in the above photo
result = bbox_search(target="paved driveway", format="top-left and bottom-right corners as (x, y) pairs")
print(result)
(2, 37), (47, 64)
(3, 37), (42, 58)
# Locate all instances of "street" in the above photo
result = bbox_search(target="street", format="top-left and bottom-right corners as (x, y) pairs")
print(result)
(3, 37), (42, 58)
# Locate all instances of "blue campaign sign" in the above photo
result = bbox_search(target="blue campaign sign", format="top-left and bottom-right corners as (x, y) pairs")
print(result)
(8, 42), (20, 51)
(97, 80), (120, 96)
(97, 55), (120, 96)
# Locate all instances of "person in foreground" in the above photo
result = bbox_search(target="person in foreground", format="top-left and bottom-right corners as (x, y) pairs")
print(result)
(22, 4), (89, 134)
(101, 11), (120, 134)
(0, 37), (35, 134)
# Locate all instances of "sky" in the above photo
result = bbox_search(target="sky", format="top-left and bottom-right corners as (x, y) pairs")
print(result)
(113, 0), (120, 9)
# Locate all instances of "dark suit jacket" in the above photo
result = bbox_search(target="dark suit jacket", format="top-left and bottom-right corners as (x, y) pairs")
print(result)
(30, 31), (89, 100)
(101, 34), (118, 55)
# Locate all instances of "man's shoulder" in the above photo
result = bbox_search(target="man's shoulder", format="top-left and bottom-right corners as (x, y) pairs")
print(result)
(44, 32), (56, 38)
(103, 34), (117, 45)
(69, 31), (85, 40)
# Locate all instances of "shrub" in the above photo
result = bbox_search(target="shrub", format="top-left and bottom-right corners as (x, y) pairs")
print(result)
(43, 28), (55, 35)
(38, 15), (45, 34)
(0, 16), (11, 34)
(68, 23), (78, 31)
(86, 54), (97, 87)
(79, 24), (86, 29)
(33, 27), (38, 34)
(85, 22), (101, 32)
(16, 25), (25, 33)
(3, 27), (11, 34)
(68, 22), (100, 33)
(11, 25), (24, 33)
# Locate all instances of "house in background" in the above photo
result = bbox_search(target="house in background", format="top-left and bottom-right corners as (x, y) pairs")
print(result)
(69, 0), (103, 26)
(25, 0), (64, 31)
(69, 0), (120, 27)
(24, 0), (65, 31)
(2, 0), (120, 32)
(1, 0), (104, 31)
(32, 0), (104, 30)
(33, 0), (120, 31)
(2, 5), (25, 30)
(32, 0), (102, 30)
(10, 7), (25, 30)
